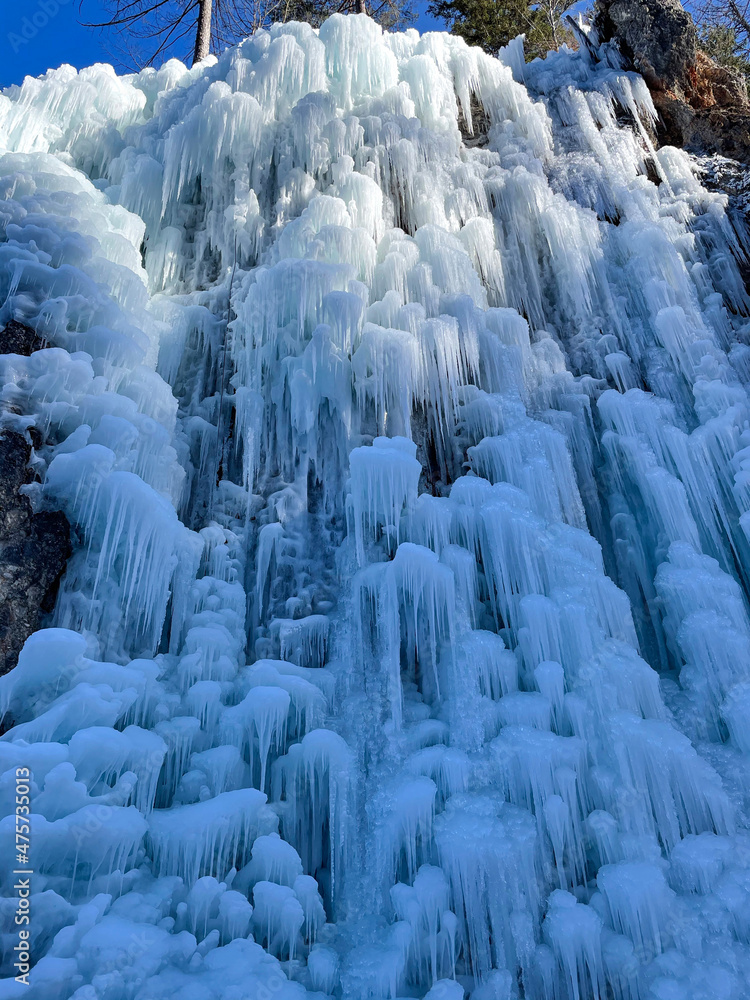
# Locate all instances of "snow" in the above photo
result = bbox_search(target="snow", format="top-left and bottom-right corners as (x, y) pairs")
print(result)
(2, 12), (750, 1000)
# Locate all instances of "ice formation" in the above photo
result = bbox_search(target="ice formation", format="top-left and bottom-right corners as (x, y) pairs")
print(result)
(2, 13), (750, 1000)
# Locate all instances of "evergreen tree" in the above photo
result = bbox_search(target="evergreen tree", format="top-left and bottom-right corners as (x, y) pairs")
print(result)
(427, 0), (572, 59)
(699, 23), (750, 78)
(694, 0), (750, 65)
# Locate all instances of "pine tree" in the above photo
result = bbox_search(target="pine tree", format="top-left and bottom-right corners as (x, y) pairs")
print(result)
(699, 23), (750, 77)
(427, 0), (572, 59)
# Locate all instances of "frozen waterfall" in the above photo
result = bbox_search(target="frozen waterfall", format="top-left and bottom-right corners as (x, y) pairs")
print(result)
(2, 13), (750, 1000)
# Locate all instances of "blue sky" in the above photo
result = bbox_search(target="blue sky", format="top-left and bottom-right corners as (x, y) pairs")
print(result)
(1, 1), (444, 89)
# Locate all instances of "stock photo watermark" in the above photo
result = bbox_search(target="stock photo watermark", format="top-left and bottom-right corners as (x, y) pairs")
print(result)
(7, 0), (74, 56)
(13, 766), (32, 985)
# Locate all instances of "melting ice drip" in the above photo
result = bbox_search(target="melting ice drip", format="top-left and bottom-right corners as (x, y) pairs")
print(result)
(1, 14), (750, 1000)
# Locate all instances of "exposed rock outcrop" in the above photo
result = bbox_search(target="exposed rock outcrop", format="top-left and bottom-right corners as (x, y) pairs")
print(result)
(0, 321), (70, 675)
(595, 0), (750, 161)
(0, 431), (71, 675)
(1, 318), (46, 355)
(596, 0), (698, 95)
(675, 98), (750, 161)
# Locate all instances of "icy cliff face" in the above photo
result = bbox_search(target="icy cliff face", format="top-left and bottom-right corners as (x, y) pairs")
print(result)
(1, 14), (750, 1000)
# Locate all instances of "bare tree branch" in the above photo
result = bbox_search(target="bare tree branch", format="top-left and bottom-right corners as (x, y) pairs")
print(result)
(80, 0), (414, 70)
(694, 0), (750, 70)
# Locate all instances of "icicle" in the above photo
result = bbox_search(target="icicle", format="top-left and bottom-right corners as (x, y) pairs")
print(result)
(273, 729), (353, 914)
(434, 793), (539, 978)
(243, 833), (304, 888)
(148, 788), (278, 884)
(271, 616), (330, 669)
(609, 713), (734, 850)
(349, 436), (421, 564)
(67, 725), (166, 815)
(309, 945), (340, 993)
(220, 686), (291, 791)
(469, 421), (586, 529)
(46, 447), (199, 657)
(492, 726), (589, 870)
(189, 745), (248, 798)
(542, 890), (605, 1000)
(241, 660), (326, 737)
(597, 862), (674, 960)
(251, 881), (305, 959)
(389, 542), (457, 703)
(390, 864), (456, 985)
(381, 775), (437, 884)
(668, 832), (731, 895)
(154, 716), (202, 808)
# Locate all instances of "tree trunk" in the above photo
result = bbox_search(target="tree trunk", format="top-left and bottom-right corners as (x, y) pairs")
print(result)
(193, 0), (213, 64)
(355, 0), (366, 12)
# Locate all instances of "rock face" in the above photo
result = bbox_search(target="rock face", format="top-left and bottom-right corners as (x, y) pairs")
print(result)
(595, 0), (750, 161)
(0, 322), (70, 676)
(0, 432), (71, 676)
(1, 319), (46, 355)
(678, 99), (750, 161)
(596, 0), (698, 95)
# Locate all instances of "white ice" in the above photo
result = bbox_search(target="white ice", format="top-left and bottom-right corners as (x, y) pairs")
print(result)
(2, 13), (750, 1000)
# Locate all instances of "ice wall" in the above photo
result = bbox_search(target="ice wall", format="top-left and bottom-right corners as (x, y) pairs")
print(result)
(2, 14), (750, 1000)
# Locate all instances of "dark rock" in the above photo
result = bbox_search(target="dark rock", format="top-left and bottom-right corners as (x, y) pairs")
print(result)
(683, 104), (750, 161)
(650, 94), (696, 147)
(595, 0), (750, 162)
(696, 154), (750, 287)
(0, 432), (71, 676)
(698, 154), (750, 213)
(595, 0), (697, 96)
(1, 320), (46, 356)
(458, 92), (491, 148)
